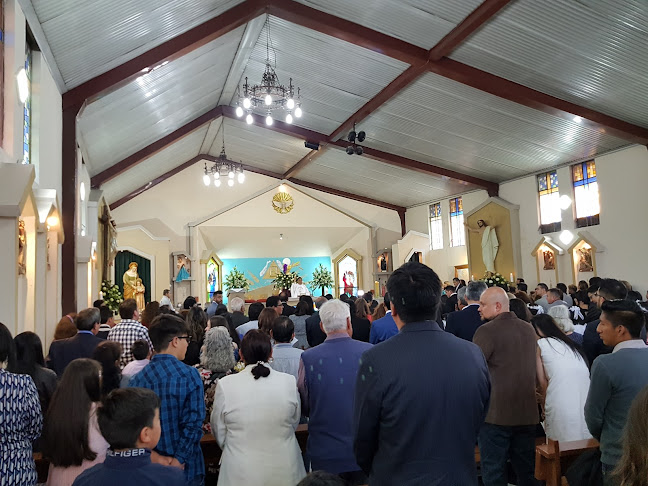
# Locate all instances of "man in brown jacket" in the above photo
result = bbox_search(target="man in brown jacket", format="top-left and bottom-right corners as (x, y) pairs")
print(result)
(473, 287), (539, 486)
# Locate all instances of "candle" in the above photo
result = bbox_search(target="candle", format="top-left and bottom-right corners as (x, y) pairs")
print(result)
(471, 274), (474, 281)
(510, 272), (514, 282)
(374, 281), (380, 295)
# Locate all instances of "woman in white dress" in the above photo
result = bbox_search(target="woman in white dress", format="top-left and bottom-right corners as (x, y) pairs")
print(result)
(532, 314), (592, 442)
(210, 329), (306, 486)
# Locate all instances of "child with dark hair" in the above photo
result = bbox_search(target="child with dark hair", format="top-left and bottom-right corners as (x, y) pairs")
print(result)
(72, 388), (184, 486)
(121, 340), (151, 387)
(93, 340), (123, 398)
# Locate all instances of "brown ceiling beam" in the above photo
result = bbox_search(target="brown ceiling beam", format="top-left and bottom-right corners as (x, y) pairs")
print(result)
(428, 0), (512, 62)
(287, 178), (406, 213)
(110, 153), (405, 213)
(282, 149), (327, 179)
(268, 0), (648, 145)
(91, 107), (223, 188)
(267, 0), (428, 66)
(428, 58), (648, 145)
(328, 139), (499, 196)
(220, 106), (496, 193)
(62, 0), (266, 109)
(326, 64), (428, 144)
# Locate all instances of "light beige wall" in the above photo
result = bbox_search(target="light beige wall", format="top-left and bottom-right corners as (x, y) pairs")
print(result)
(117, 227), (171, 302)
(404, 145), (648, 291)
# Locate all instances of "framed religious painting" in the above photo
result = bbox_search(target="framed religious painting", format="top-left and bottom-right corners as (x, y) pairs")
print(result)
(200, 252), (223, 304)
(333, 248), (362, 298)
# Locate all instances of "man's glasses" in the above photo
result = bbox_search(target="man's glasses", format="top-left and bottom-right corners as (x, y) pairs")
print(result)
(177, 335), (190, 340)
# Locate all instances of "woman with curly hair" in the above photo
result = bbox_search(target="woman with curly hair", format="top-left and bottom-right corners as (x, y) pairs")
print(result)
(183, 306), (207, 366)
(195, 327), (236, 433)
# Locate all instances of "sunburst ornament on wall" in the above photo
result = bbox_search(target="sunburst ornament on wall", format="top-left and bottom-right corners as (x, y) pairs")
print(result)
(272, 189), (294, 214)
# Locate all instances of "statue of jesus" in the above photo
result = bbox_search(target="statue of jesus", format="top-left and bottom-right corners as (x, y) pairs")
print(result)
(465, 219), (499, 273)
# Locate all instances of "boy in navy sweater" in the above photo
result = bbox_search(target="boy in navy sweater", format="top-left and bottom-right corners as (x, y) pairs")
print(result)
(73, 388), (184, 486)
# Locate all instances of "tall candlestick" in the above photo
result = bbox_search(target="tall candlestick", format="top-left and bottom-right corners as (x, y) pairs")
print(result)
(510, 272), (514, 282)
(471, 274), (474, 281)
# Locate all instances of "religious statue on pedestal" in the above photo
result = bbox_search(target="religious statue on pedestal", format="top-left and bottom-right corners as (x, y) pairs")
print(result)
(465, 219), (499, 274)
(123, 262), (146, 310)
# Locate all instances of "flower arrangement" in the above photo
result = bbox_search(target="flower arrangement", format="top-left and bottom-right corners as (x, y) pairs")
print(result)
(224, 266), (249, 291)
(481, 272), (511, 290)
(273, 270), (298, 291)
(311, 264), (333, 295)
(100, 280), (123, 312)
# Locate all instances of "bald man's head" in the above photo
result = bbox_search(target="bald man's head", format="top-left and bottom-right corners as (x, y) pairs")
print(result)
(479, 287), (510, 321)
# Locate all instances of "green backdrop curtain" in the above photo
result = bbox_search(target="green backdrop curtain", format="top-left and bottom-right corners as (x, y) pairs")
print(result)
(115, 251), (151, 305)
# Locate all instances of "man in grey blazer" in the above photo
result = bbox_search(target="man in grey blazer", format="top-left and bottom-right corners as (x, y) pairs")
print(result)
(353, 262), (491, 485)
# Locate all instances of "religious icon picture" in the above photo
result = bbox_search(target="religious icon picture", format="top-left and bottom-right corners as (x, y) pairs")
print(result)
(18, 219), (26, 275)
(338, 255), (357, 297)
(176, 254), (191, 277)
(577, 247), (594, 273)
(377, 252), (389, 273)
(206, 257), (219, 301)
(543, 250), (555, 270)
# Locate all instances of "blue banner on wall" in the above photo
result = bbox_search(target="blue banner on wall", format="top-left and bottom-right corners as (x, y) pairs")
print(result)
(222, 256), (332, 299)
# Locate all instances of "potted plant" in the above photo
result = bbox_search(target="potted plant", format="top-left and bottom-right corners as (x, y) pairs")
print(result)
(273, 270), (297, 291)
(100, 280), (123, 313)
(224, 266), (250, 291)
(311, 264), (334, 296)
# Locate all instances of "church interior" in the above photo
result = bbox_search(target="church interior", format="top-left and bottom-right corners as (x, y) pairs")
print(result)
(1, 1), (648, 485)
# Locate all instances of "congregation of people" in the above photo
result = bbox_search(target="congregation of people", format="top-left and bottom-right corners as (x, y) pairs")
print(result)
(2, 267), (648, 486)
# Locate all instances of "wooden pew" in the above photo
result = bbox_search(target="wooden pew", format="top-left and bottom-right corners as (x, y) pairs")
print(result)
(534, 438), (600, 486)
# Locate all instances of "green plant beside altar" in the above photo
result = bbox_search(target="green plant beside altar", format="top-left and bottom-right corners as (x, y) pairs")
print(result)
(273, 270), (298, 291)
(224, 266), (250, 291)
(101, 280), (123, 313)
(311, 264), (333, 296)
(480, 272), (512, 290)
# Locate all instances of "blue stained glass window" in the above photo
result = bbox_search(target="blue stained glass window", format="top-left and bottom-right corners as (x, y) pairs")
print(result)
(537, 170), (561, 232)
(449, 197), (465, 247)
(22, 44), (32, 165)
(429, 202), (443, 250)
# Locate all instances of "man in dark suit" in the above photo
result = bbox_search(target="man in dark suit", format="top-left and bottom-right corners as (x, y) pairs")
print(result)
(369, 293), (398, 344)
(445, 281), (488, 342)
(47, 307), (103, 376)
(583, 278), (627, 364)
(306, 297), (328, 347)
(354, 262), (490, 486)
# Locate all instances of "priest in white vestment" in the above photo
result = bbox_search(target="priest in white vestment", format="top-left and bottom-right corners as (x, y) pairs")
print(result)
(290, 277), (310, 297)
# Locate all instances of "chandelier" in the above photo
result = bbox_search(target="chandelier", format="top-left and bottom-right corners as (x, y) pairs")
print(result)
(202, 127), (245, 188)
(235, 18), (303, 126)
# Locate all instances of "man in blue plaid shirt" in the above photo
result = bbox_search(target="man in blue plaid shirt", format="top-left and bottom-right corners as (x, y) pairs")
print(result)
(130, 314), (205, 485)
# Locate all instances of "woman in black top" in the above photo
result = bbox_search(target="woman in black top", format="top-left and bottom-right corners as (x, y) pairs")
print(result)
(14, 331), (57, 414)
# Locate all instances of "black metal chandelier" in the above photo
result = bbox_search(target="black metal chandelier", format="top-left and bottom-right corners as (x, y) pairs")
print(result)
(235, 18), (303, 126)
(202, 128), (244, 187)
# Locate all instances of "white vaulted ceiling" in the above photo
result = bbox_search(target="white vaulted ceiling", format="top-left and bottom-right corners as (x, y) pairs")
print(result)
(25, 0), (647, 213)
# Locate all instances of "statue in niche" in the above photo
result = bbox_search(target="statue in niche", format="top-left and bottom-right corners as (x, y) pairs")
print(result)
(123, 262), (146, 310)
(465, 219), (499, 274)
(577, 247), (594, 273)
(18, 220), (26, 275)
(543, 251), (555, 270)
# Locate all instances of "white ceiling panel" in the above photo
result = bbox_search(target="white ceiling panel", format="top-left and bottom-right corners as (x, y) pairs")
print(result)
(232, 16), (408, 135)
(358, 72), (630, 182)
(79, 27), (245, 176)
(32, 0), (245, 89)
(296, 148), (477, 208)
(292, 0), (482, 49)
(451, 0), (648, 128)
(210, 117), (311, 175)
(101, 126), (207, 205)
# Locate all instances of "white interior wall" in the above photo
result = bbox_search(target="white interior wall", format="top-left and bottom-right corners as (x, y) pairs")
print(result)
(405, 145), (648, 292)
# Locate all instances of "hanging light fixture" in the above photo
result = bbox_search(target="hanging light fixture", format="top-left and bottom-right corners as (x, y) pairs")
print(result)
(235, 17), (303, 126)
(203, 124), (245, 188)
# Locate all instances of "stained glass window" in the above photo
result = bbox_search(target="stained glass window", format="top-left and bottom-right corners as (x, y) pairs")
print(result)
(572, 160), (600, 227)
(449, 197), (465, 247)
(537, 170), (561, 233)
(429, 202), (443, 250)
(22, 43), (32, 165)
